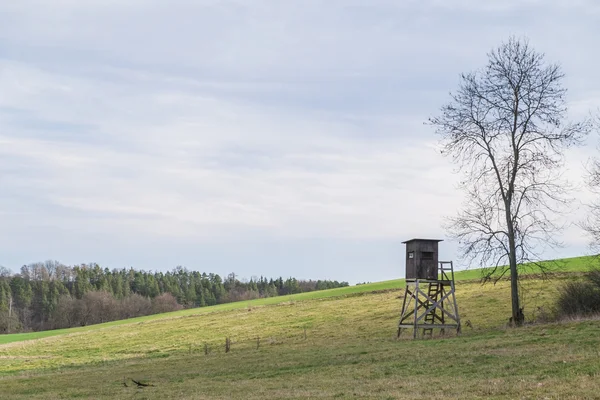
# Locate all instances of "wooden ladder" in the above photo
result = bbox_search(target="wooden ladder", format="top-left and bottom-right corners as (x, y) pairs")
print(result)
(422, 282), (442, 337)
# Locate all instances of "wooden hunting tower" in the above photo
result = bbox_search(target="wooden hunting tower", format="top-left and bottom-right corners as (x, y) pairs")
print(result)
(397, 238), (461, 339)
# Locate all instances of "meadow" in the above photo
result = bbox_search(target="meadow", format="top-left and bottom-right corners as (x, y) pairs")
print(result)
(0, 256), (598, 399)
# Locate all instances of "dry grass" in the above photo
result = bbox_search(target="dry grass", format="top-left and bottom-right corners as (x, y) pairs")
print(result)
(1, 272), (599, 399)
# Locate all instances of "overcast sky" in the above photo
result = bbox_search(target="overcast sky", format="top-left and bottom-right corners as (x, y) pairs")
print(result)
(0, 0), (599, 283)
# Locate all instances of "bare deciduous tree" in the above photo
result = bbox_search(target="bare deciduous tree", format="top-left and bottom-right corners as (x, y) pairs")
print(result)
(430, 37), (592, 326)
(0, 266), (11, 278)
(582, 116), (600, 251)
(151, 292), (183, 314)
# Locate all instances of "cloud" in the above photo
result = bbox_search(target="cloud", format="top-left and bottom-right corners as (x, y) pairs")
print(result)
(0, 0), (598, 279)
(0, 62), (459, 240)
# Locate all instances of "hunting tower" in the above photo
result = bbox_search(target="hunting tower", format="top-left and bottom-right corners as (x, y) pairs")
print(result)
(397, 239), (461, 339)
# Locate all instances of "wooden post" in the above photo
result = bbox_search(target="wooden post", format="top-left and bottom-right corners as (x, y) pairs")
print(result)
(398, 287), (408, 337)
(225, 337), (231, 353)
(204, 343), (210, 355)
(303, 327), (307, 340)
(451, 284), (461, 334)
(413, 281), (419, 339)
(256, 336), (260, 350)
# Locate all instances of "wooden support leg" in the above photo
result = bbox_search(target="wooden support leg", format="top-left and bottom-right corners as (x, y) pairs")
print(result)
(413, 281), (419, 339)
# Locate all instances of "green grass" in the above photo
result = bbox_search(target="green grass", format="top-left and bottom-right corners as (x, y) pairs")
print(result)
(0, 255), (598, 399)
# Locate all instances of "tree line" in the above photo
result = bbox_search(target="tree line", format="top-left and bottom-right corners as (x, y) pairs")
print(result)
(0, 261), (348, 333)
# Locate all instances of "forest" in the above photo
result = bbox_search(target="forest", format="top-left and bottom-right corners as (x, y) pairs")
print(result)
(0, 261), (348, 333)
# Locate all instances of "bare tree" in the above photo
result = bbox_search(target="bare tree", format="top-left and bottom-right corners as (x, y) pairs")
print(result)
(151, 292), (183, 314)
(430, 37), (592, 326)
(83, 291), (118, 324)
(44, 260), (60, 281)
(581, 116), (600, 251)
(51, 295), (78, 329)
(120, 293), (152, 319)
(0, 266), (11, 278)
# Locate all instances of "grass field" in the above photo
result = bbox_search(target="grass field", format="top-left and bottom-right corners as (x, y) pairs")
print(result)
(0, 255), (599, 399)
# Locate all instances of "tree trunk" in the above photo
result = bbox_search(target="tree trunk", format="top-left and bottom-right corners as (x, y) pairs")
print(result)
(8, 296), (12, 333)
(506, 212), (523, 326)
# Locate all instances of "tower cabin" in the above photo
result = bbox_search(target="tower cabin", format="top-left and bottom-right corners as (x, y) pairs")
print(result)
(402, 238), (442, 280)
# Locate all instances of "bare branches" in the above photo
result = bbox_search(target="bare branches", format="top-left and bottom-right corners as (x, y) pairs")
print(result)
(581, 114), (600, 251)
(430, 36), (592, 325)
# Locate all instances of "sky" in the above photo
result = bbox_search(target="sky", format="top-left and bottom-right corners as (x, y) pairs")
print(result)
(0, 0), (599, 284)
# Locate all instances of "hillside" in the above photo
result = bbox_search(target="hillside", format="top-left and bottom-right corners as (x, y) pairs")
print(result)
(0, 255), (598, 399)
(0, 255), (592, 346)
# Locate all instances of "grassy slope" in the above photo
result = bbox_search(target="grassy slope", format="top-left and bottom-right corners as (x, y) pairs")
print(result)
(0, 255), (592, 346)
(4, 318), (599, 400)
(0, 256), (599, 399)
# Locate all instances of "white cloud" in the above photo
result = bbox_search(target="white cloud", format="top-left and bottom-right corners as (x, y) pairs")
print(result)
(0, 65), (460, 240)
(0, 0), (599, 277)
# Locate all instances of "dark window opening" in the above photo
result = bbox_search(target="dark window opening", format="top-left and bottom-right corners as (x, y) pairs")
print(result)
(421, 251), (434, 260)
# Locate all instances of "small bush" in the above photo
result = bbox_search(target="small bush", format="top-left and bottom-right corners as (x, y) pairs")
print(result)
(556, 267), (600, 318)
(587, 268), (600, 287)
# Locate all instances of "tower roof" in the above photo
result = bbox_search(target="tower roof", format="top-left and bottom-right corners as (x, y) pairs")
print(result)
(401, 238), (443, 244)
